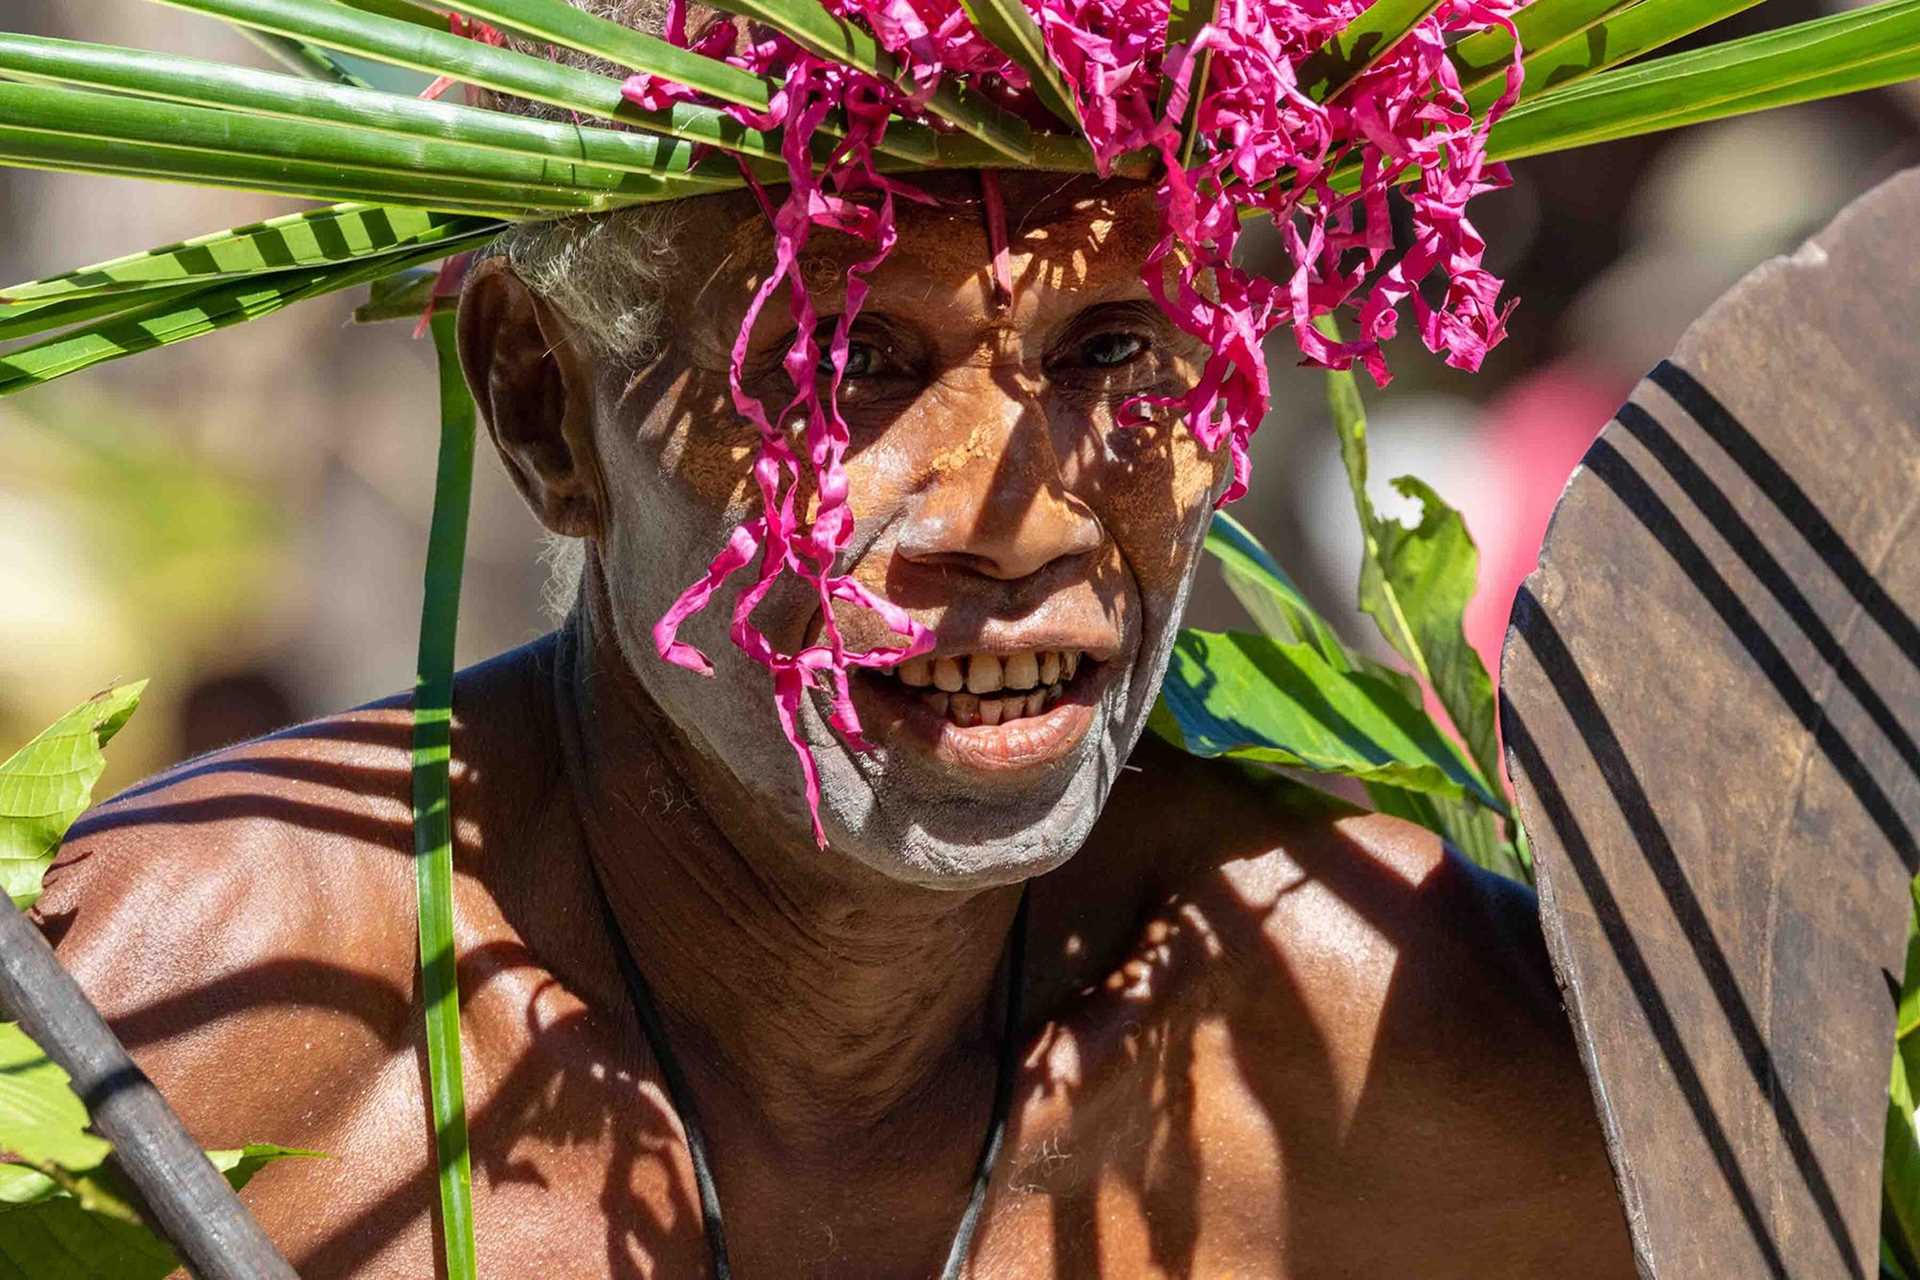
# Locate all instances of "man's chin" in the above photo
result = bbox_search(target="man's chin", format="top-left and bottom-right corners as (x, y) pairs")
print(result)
(805, 688), (1128, 891)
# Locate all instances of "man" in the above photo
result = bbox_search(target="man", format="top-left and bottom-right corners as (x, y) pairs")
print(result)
(38, 168), (1635, 1276)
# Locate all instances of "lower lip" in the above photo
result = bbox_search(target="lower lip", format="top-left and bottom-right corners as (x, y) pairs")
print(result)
(848, 666), (1106, 774)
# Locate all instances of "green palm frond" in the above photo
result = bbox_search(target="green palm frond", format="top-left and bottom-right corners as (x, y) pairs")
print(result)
(0, 226), (498, 394)
(1447, 0), (1638, 99)
(1465, 0), (1770, 113)
(1297, 0), (1444, 102)
(1489, 0), (1920, 162)
(0, 36), (755, 187)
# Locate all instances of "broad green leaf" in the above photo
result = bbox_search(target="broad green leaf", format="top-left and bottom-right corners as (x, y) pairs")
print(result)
(1315, 314), (1509, 824)
(1203, 511), (1350, 670)
(0, 229), (495, 396)
(0, 202), (493, 305)
(1297, 0), (1444, 103)
(1157, 629), (1500, 805)
(0, 684), (143, 911)
(1193, 514), (1526, 878)
(958, 0), (1084, 131)
(0, 1024), (313, 1280)
(1368, 783), (1528, 881)
(0, 1024), (111, 1171)
(1887, 1042), (1920, 1278)
(413, 310), (478, 1280)
(206, 1143), (323, 1189)
(0, 36), (753, 193)
(1899, 890), (1920, 1045)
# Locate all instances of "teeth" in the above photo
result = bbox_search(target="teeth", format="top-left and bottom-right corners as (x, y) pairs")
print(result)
(966, 653), (1004, 694)
(892, 652), (1089, 727)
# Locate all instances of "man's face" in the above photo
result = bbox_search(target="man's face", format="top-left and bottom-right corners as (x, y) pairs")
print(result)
(581, 175), (1226, 886)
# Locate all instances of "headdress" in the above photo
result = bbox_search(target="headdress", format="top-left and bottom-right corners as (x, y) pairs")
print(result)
(6, 0), (1914, 840)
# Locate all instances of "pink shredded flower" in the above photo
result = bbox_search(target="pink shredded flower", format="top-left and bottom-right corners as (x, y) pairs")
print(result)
(623, 0), (1525, 845)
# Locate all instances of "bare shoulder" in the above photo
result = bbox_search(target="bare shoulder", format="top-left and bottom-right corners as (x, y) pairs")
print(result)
(33, 640), (563, 1149)
(34, 696), (422, 1141)
(1037, 741), (1635, 1275)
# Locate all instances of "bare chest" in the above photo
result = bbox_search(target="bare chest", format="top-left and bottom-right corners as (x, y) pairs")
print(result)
(234, 994), (1310, 1278)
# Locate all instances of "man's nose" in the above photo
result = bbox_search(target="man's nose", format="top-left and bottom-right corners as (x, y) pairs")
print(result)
(895, 389), (1102, 582)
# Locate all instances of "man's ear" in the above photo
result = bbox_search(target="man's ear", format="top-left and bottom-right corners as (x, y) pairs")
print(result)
(458, 257), (603, 537)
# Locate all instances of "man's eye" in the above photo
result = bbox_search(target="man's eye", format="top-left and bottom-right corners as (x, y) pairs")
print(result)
(1079, 332), (1147, 369)
(819, 341), (883, 379)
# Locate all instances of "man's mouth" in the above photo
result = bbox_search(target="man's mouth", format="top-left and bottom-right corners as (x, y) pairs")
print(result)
(883, 648), (1086, 727)
(848, 645), (1113, 773)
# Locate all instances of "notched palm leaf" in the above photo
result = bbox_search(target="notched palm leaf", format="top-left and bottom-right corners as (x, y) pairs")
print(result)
(0, 684), (143, 911)
(0, 203), (491, 306)
(0, 230), (495, 396)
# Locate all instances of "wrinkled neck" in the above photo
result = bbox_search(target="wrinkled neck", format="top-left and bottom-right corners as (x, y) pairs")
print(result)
(552, 567), (1022, 1149)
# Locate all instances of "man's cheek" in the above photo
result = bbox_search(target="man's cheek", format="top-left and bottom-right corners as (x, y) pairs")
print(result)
(639, 366), (761, 518)
(1087, 418), (1222, 598)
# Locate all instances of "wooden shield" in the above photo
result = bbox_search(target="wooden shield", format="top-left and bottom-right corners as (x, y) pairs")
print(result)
(1501, 168), (1920, 1279)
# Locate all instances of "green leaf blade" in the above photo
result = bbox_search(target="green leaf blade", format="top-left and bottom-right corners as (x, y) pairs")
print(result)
(1157, 629), (1498, 804)
(412, 310), (479, 1280)
(0, 1023), (310, 1280)
(0, 228), (499, 397)
(958, 0), (1083, 131)
(1488, 0), (1920, 161)
(1298, 0), (1444, 103)
(0, 684), (144, 911)
(0, 202), (484, 305)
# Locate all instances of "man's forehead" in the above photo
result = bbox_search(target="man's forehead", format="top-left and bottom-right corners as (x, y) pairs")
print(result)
(677, 171), (1162, 307)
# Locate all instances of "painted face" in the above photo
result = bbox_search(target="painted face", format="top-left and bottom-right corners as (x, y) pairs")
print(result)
(586, 174), (1227, 887)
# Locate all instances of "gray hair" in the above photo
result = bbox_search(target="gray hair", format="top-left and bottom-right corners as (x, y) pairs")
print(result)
(472, 0), (707, 613)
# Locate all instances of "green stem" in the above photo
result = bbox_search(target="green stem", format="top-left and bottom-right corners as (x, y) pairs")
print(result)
(413, 308), (478, 1280)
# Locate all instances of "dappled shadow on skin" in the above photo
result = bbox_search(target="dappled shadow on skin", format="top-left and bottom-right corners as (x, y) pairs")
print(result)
(47, 700), (709, 1279)
(109, 958), (413, 1053)
(295, 1004), (698, 1280)
(1014, 766), (1574, 1279)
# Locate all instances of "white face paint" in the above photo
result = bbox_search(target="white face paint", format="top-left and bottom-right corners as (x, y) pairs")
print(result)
(583, 177), (1226, 888)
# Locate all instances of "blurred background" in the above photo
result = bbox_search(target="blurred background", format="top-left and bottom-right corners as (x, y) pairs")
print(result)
(3, 0), (1917, 795)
